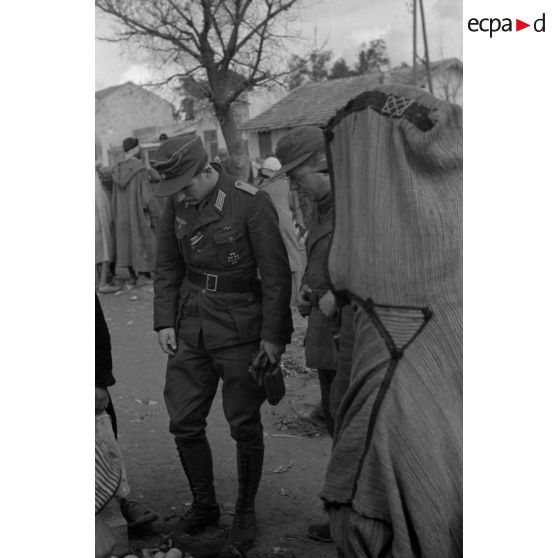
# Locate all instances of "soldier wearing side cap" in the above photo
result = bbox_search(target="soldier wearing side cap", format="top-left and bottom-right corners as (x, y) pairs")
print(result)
(150, 134), (293, 550)
(273, 126), (355, 544)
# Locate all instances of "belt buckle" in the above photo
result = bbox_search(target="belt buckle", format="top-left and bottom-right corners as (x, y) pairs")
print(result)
(205, 273), (218, 292)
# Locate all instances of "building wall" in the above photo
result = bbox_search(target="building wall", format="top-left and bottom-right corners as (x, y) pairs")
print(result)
(197, 114), (228, 154)
(247, 128), (291, 162)
(95, 83), (176, 165)
(182, 88), (288, 163)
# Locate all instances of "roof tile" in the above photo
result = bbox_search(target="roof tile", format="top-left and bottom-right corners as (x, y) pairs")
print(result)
(242, 58), (461, 131)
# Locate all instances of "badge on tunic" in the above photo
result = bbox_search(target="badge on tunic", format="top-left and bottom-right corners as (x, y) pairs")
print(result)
(191, 232), (204, 247)
(214, 189), (227, 212)
(227, 252), (240, 265)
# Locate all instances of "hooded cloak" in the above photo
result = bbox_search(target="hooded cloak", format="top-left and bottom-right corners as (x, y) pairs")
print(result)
(95, 169), (114, 264)
(323, 85), (462, 558)
(111, 157), (157, 272)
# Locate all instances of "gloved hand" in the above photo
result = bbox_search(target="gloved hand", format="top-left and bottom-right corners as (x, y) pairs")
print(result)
(248, 347), (286, 405)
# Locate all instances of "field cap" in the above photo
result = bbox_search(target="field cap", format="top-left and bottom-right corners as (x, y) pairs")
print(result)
(272, 126), (325, 178)
(150, 134), (208, 197)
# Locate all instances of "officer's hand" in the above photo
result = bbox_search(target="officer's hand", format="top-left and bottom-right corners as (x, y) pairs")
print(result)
(95, 387), (110, 414)
(158, 327), (177, 356)
(260, 340), (285, 364)
(295, 284), (312, 317)
(318, 290), (338, 318)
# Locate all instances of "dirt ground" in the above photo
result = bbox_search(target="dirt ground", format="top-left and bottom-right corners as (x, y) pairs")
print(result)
(99, 278), (337, 558)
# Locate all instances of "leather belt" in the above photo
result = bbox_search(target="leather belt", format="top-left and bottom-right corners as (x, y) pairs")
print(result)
(187, 270), (256, 293)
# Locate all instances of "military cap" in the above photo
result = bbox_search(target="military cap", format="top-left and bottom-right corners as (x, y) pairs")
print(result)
(150, 134), (209, 197)
(272, 126), (325, 178)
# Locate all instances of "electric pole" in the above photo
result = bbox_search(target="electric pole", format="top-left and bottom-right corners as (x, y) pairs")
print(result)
(418, 0), (433, 93)
(408, 0), (433, 93)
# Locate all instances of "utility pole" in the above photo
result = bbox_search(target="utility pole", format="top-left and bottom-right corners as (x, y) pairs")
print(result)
(408, 0), (433, 92)
(412, 0), (417, 85)
(418, 0), (433, 93)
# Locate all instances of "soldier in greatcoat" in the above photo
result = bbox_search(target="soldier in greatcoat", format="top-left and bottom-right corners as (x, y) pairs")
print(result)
(151, 135), (293, 550)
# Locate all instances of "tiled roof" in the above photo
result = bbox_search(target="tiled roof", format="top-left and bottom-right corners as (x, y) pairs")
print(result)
(95, 82), (134, 100)
(242, 58), (461, 131)
(95, 82), (176, 112)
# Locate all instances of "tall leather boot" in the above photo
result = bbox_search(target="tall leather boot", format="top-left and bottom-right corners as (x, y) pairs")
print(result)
(230, 443), (264, 549)
(167, 439), (220, 534)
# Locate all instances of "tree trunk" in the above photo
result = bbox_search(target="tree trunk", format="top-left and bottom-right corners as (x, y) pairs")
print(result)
(216, 103), (251, 180)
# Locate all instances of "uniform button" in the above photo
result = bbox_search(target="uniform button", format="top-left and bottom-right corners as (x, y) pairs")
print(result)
(228, 236), (234, 241)
(201, 289), (206, 294)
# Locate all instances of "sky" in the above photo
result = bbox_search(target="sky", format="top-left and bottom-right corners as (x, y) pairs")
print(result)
(95, 0), (462, 97)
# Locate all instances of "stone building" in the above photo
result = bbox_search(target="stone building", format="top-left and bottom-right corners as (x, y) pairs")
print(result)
(95, 81), (177, 165)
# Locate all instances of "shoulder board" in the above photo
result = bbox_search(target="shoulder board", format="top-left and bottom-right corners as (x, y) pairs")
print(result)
(235, 180), (258, 196)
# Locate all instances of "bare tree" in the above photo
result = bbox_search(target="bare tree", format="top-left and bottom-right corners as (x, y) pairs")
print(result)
(96, 0), (300, 178)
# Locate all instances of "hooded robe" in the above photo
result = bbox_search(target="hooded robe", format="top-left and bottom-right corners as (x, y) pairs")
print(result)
(95, 170), (114, 265)
(259, 174), (306, 274)
(111, 157), (157, 272)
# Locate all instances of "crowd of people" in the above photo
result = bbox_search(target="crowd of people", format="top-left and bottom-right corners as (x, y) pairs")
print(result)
(96, 83), (463, 558)
(95, 137), (164, 293)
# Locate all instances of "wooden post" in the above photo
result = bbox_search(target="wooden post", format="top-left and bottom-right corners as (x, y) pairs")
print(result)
(412, 0), (417, 85)
(418, 0), (433, 93)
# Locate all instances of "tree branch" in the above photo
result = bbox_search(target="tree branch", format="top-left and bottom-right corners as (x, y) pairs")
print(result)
(95, 0), (202, 62)
(235, 0), (297, 52)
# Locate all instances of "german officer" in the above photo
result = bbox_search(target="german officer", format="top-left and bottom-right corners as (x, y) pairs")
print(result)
(151, 135), (293, 549)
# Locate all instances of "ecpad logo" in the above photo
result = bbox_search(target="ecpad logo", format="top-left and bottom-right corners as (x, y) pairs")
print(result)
(468, 13), (546, 37)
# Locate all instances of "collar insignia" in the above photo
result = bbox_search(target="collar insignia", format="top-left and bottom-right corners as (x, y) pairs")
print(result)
(214, 189), (227, 212)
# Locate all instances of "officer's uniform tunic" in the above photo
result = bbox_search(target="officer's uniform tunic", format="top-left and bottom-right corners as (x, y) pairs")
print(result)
(154, 165), (293, 446)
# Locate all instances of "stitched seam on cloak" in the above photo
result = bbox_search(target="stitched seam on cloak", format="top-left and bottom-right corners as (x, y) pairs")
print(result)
(332, 356), (393, 445)
(351, 357), (399, 501)
(342, 292), (432, 502)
